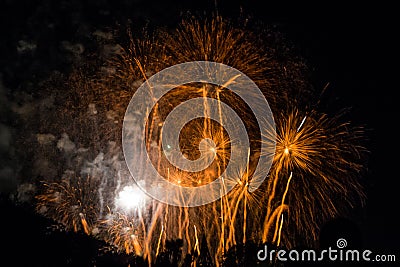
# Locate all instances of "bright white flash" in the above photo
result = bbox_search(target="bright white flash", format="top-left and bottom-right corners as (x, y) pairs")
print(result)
(115, 185), (146, 212)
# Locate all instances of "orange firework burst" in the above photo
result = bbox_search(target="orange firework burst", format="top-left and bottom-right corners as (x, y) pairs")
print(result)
(31, 13), (368, 267)
(101, 211), (145, 256)
(261, 107), (367, 248)
(35, 174), (99, 235)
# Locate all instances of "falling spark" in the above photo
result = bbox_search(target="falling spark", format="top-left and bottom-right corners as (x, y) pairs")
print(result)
(194, 225), (200, 256)
(297, 116), (307, 132)
(272, 171), (292, 244)
(155, 225), (164, 257)
(277, 214), (284, 247)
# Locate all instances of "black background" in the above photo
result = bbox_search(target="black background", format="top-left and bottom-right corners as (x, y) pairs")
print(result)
(0, 0), (398, 266)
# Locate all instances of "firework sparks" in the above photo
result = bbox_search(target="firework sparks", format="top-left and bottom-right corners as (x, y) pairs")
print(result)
(261, 107), (367, 248)
(36, 174), (99, 235)
(31, 13), (368, 267)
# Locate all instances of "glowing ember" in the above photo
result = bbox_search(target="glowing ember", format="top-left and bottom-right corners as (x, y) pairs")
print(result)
(115, 185), (147, 212)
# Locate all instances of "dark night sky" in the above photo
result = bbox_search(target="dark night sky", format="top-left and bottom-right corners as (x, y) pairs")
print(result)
(0, 0), (398, 266)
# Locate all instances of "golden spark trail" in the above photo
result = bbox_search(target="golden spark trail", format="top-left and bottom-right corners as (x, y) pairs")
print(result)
(156, 225), (163, 257)
(273, 171), (292, 243)
(277, 214), (284, 247)
(243, 148), (251, 244)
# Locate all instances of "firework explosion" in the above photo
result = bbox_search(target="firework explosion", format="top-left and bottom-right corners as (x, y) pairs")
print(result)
(28, 14), (368, 266)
